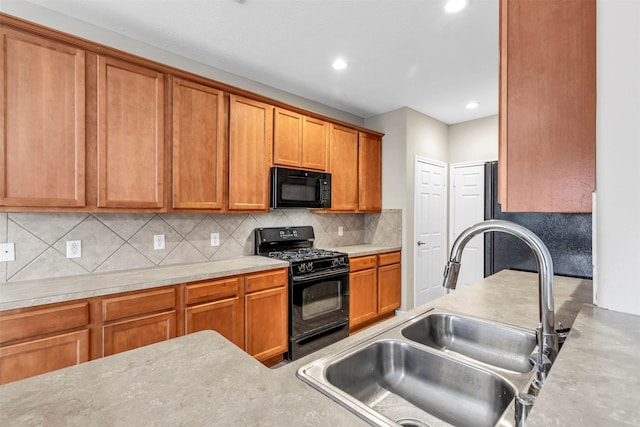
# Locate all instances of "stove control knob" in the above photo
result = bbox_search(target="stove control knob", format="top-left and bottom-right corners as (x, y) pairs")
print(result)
(306, 262), (314, 272)
(298, 264), (307, 273)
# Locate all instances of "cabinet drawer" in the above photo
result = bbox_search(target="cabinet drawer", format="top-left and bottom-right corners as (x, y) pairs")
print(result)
(245, 269), (288, 294)
(0, 302), (89, 345)
(185, 277), (241, 305)
(378, 251), (401, 266)
(349, 255), (377, 272)
(102, 288), (176, 322)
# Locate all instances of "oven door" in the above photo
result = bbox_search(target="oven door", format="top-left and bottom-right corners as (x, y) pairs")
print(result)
(289, 268), (349, 340)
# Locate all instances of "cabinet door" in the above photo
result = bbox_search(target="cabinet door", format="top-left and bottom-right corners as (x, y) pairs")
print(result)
(329, 124), (358, 211)
(172, 78), (226, 210)
(228, 95), (273, 211)
(97, 56), (165, 209)
(0, 28), (85, 207)
(349, 268), (378, 329)
(358, 132), (382, 212)
(273, 107), (302, 168)
(499, 0), (595, 212)
(378, 263), (401, 315)
(103, 311), (176, 356)
(245, 286), (287, 362)
(302, 116), (329, 171)
(186, 297), (244, 349)
(0, 330), (89, 385)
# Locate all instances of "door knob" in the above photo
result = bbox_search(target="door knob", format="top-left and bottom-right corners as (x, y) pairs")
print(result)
(417, 241), (426, 246)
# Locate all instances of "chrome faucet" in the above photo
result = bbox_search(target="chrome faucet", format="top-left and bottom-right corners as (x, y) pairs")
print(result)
(442, 220), (559, 362)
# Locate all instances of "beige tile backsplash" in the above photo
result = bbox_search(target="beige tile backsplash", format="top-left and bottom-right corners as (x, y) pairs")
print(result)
(0, 210), (401, 283)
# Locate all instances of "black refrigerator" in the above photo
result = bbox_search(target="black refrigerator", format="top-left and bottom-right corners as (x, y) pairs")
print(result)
(484, 161), (593, 279)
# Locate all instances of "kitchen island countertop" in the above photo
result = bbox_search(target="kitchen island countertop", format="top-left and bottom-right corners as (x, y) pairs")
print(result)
(1, 270), (638, 426)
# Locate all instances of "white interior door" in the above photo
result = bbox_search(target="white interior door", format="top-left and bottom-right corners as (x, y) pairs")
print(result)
(450, 162), (486, 289)
(414, 157), (447, 307)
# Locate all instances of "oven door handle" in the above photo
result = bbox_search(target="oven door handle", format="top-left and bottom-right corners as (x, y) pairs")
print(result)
(292, 267), (350, 282)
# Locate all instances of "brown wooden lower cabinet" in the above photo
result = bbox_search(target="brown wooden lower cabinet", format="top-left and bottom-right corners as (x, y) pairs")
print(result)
(103, 311), (177, 357)
(349, 251), (401, 333)
(0, 329), (89, 385)
(185, 297), (244, 349)
(349, 264), (378, 328)
(0, 301), (91, 385)
(0, 267), (289, 383)
(244, 270), (288, 363)
(378, 253), (402, 315)
(101, 287), (177, 357)
(184, 277), (244, 349)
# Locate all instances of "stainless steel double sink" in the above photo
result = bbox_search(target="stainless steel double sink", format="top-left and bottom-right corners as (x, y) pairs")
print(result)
(297, 309), (538, 427)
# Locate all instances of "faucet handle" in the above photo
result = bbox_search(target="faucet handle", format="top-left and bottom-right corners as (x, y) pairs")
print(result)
(530, 323), (552, 393)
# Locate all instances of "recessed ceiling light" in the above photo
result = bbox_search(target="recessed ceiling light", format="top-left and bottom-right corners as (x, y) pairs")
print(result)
(445, 0), (468, 13)
(465, 101), (480, 109)
(332, 58), (348, 70)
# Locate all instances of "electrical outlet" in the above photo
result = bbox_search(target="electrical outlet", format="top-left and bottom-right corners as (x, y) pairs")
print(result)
(210, 233), (220, 247)
(0, 243), (15, 262)
(154, 234), (165, 250)
(66, 240), (81, 259)
(338, 226), (344, 236)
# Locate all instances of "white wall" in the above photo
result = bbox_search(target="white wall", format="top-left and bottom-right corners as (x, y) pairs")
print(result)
(0, 0), (364, 127)
(595, 0), (640, 315)
(448, 115), (498, 164)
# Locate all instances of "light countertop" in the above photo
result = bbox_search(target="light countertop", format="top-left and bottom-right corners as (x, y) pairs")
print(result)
(0, 245), (400, 312)
(1, 270), (637, 426)
(331, 245), (401, 257)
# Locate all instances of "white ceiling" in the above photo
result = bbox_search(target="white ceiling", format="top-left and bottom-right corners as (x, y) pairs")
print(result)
(21, 0), (499, 125)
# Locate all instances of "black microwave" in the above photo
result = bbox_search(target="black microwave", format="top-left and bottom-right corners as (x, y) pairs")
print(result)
(270, 167), (331, 209)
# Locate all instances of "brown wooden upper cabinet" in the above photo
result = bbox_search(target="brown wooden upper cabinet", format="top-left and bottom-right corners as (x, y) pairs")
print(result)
(329, 125), (382, 212)
(273, 107), (329, 171)
(499, 0), (596, 213)
(329, 124), (359, 211)
(228, 95), (273, 212)
(358, 132), (382, 212)
(0, 16), (384, 214)
(96, 56), (166, 209)
(0, 27), (86, 208)
(171, 78), (227, 210)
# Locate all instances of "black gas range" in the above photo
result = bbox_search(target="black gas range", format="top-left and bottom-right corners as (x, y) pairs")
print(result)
(254, 226), (350, 360)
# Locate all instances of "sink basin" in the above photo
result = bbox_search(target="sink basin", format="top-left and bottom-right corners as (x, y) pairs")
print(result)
(300, 339), (517, 427)
(298, 310), (540, 427)
(401, 313), (536, 373)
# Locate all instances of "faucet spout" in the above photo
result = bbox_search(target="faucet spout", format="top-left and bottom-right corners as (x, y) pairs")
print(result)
(442, 220), (559, 359)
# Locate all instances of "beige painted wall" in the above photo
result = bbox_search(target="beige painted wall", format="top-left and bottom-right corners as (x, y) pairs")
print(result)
(365, 108), (449, 311)
(448, 115), (498, 164)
